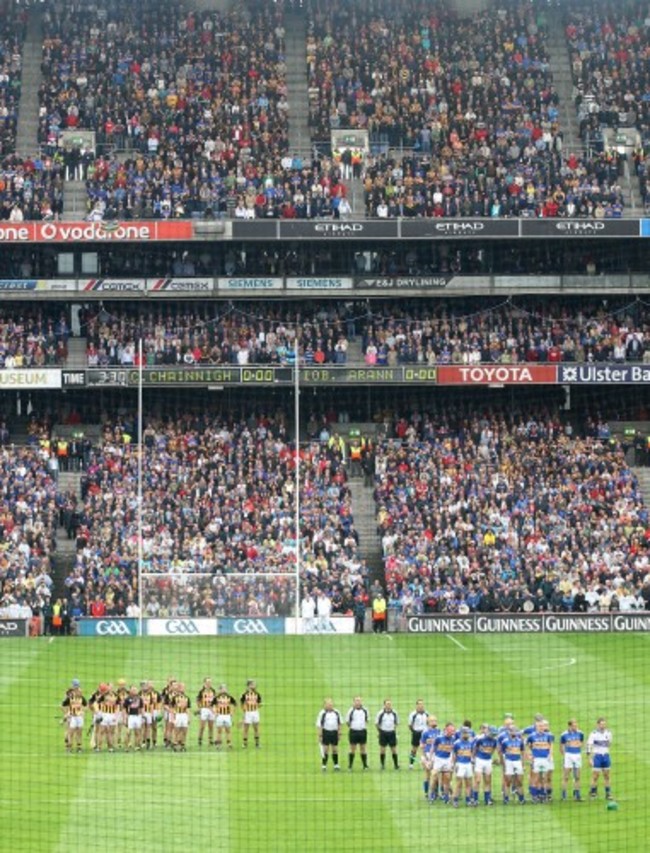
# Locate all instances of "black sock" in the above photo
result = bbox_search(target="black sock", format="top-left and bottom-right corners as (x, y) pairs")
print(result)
(361, 753), (368, 768)
(392, 752), (399, 768)
(322, 753), (328, 766)
(349, 753), (354, 768)
(333, 752), (339, 767)
(380, 753), (386, 767)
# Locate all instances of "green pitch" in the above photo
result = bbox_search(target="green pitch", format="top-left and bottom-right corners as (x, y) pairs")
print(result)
(2, 633), (649, 852)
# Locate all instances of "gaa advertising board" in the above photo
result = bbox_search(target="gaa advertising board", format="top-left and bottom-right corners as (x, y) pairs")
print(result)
(76, 618), (140, 637)
(407, 613), (650, 633)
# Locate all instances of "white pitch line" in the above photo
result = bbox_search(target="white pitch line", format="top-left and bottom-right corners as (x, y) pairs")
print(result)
(384, 634), (393, 641)
(49, 637), (55, 644)
(541, 657), (577, 671)
(446, 634), (468, 651)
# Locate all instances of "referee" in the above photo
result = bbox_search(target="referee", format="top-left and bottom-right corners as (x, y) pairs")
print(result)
(376, 698), (400, 770)
(316, 698), (342, 771)
(408, 698), (429, 768)
(346, 696), (370, 771)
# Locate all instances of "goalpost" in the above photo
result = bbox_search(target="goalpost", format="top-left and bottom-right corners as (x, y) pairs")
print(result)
(135, 339), (304, 636)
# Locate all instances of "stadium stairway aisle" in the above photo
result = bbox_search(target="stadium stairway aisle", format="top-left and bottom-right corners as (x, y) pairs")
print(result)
(51, 471), (83, 601)
(547, 13), (643, 213)
(285, 9), (311, 159)
(347, 478), (384, 589)
(65, 337), (88, 370)
(15, 5), (45, 158)
(62, 180), (87, 221)
(633, 466), (650, 507)
(546, 16), (580, 153)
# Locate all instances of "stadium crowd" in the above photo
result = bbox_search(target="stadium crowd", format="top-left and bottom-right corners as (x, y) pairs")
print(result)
(83, 302), (356, 367)
(0, 0), (26, 157)
(77, 297), (650, 368)
(0, 306), (71, 367)
(0, 444), (59, 625)
(360, 297), (650, 366)
(39, 0), (293, 220)
(306, 0), (627, 218)
(62, 414), (367, 618)
(373, 407), (650, 617)
(566, 1), (650, 137)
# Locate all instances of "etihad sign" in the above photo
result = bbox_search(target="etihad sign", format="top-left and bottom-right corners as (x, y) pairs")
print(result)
(0, 220), (193, 243)
(438, 365), (558, 385)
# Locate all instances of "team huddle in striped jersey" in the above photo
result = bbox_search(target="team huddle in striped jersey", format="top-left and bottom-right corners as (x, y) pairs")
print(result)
(316, 698), (614, 805)
(60, 677), (262, 753)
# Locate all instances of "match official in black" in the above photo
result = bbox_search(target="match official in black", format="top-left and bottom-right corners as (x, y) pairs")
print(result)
(376, 698), (400, 770)
(317, 698), (342, 772)
(346, 696), (370, 770)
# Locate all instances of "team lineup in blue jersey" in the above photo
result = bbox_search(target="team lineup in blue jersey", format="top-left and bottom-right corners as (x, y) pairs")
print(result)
(319, 699), (614, 807)
(415, 712), (614, 807)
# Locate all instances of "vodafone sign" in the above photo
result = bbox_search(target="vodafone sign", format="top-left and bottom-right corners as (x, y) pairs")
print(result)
(437, 365), (558, 385)
(0, 220), (192, 243)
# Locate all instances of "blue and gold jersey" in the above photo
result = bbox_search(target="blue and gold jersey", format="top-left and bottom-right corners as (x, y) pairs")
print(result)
(420, 726), (440, 754)
(433, 734), (455, 759)
(527, 731), (554, 758)
(474, 734), (498, 761)
(501, 735), (524, 761)
(560, 729), (584, 755)
(453, 738), (474, 764)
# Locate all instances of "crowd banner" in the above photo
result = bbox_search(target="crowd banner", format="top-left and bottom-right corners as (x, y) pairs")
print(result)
(76, 618), (140, 637)
(285, 617), (355, 635)
(0, 619), (29, 637)
(407, 613), (650, 634)
(146, 618), (218, 636)
(218, 618), (286, 636)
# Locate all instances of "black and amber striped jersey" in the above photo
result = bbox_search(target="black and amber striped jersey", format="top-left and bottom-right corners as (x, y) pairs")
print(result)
(240, 690), (262, 712)
(197, 687), (217, 708)
(140, 689), (161, 712)
(62, 693), (87, 716)
(215, 692), (237, 715)
(172, 692), (191, 713)
(98, 691), (120, 714)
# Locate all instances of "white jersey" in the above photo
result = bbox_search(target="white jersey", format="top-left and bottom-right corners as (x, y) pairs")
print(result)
(408, 710), (428, 733)
(317, 596), (332, 617)
(587, 728), (612, 756)
(316, 709), (341, 732)
(376, 708), (399, 732)
(301, 597), (316, 618)
(346, 706), (369, 731)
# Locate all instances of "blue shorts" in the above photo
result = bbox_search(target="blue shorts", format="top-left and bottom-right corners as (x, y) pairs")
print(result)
(593, 754), (611, 770)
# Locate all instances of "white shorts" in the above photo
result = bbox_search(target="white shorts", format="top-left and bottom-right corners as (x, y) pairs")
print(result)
(127, 715), (143, 730)
(433, 756), (453, 774)
(117, 711), (125, 725)
(93, 713), (103, 725)
(143, 712), (153, 725)
(564, 754), (582, 770)
(216, 714), (233, 728)
(455, 762), (473, 779)
(474, 757), (493, 776)
(244, 711), (260, 726)
(200, 708), (215, 723)
(174, 713), (189, 729)
(101, 713), (117, 727)
(532, 757), (552, 775)
(68, 715), (84, 730)
(504, 759), (523, 777)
